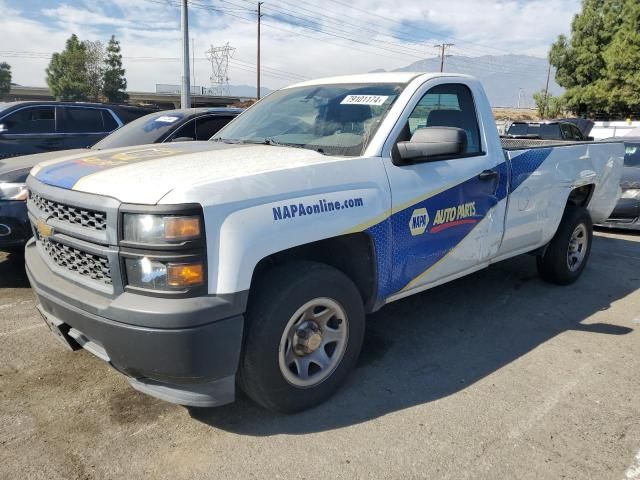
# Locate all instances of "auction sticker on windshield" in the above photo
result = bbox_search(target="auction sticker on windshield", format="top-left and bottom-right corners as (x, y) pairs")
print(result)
(340, 95), (389, 106)
(154, 116), (181, 123)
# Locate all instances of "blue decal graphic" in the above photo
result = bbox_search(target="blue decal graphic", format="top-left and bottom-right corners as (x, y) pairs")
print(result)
(367, 148), (552, 302)
(34, 146), (201, 190)
(509, 148), (552, 192)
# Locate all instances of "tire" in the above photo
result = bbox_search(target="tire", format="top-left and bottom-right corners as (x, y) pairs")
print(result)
(536, 205), (593, 285)
(239, 261), (365, 413)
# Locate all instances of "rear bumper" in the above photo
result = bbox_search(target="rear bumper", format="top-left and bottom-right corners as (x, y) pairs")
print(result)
(25, 239), (245, 407)
(0, 200), (30, 250)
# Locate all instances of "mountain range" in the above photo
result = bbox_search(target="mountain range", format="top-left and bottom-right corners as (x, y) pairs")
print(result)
(376, 54), (563, 108)
(232, 54), (562, 107)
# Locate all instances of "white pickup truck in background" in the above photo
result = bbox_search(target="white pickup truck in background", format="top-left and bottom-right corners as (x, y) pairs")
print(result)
(24, 73), (623, 412)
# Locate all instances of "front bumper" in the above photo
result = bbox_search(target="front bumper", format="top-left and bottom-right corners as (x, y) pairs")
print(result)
(0, 200), (30, 250)
(25, 239), (245, 407)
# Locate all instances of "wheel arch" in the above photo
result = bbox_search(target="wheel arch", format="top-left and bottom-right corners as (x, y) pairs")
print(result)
(249, 232), (379, 313)
(567, 183), (595, 208)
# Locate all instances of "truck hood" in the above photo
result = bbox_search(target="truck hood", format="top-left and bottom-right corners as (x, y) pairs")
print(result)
(0, 149), (85, 180)
(30, 141), (345, 204)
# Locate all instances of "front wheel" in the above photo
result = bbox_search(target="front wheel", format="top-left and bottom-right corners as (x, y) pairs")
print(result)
(239, 261), (365, 413)
(537, 205), (593, 285)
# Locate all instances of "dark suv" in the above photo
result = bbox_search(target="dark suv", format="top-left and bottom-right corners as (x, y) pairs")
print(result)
(505, 121), (587, 141)
(0, 101), (153, 160)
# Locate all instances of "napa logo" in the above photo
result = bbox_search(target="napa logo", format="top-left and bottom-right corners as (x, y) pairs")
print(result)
(431, 201), (478, 233)
(409, 208), (429, 236)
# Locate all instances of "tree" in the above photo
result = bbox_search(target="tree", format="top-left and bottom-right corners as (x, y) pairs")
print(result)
(533, 90), (565, 119)
(550, 0), (640, 117)
(0, 62), (11, 98)
(84, 40), (105, 101)
(46, 34), (90, 101)
(102, 35), (128, 103)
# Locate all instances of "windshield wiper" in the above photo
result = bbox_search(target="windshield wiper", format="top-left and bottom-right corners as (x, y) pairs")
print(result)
(243, 138), (326, 154)
(210, 137), (241, 144)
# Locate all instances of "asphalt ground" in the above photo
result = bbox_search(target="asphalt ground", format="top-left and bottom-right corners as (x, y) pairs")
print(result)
(1, 230), (639, 480)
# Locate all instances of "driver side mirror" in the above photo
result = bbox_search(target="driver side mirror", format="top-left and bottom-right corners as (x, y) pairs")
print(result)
(395, 127), (467, 165)
(0, 124), (7, 133)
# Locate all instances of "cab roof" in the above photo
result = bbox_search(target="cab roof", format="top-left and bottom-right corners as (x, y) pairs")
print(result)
(284, 72), (473, 89)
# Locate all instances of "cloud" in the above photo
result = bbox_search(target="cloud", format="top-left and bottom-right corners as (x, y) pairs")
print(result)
(1, 0), (581, 92)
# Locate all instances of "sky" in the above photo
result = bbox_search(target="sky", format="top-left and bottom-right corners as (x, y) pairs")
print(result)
(1, 0), (582, 92)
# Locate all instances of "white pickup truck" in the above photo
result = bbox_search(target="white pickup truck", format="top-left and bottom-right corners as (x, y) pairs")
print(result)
(25, 73), (623, 412)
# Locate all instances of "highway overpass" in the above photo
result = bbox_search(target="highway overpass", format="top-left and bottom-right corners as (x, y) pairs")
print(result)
(5, 85), (253, 109)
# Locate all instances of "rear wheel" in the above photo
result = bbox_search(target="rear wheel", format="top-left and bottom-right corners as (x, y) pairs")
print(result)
(537, 205), (593, 285)
(239, 261), (365, 413)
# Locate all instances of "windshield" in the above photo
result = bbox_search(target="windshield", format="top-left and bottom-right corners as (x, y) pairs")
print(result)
(214, 83), (404, 156)
(625, 142), (640, 168)
(0, 103), (12, 115)
(92, 111), (187, 150)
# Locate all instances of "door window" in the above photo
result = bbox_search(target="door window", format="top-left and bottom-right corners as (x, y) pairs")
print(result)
(171, 120), (196, 140)
(403, 84), (481, 155)
(570, 125), (584, 140)
(102, 110), (119, 131)
(59, 107), (105, 133)
(559, 123), (572, 140)
(1, 106), (55, 134)
(195, 116), (234, 140)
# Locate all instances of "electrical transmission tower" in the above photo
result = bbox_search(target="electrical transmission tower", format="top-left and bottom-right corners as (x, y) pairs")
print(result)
(206, 43), (236, 96)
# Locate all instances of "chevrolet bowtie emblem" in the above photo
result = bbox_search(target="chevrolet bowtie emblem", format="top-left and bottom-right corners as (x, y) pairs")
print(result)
(36, 219), (53, 238)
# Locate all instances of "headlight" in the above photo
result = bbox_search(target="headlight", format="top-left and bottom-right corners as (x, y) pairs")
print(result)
(621, 189), (640, 200)
(123, 214), (201, 244)
(0, 182), (28, 201)
(125, 257), (204, 290)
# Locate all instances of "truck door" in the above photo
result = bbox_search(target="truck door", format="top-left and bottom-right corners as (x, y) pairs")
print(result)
(381, 81), (506, 299)
(57, 106), (115, 148)
(0, 105), (58, 158)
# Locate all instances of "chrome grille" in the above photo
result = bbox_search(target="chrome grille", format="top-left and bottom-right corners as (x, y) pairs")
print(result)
(31, 193), (107, 231)
(38, 236), (112, 285)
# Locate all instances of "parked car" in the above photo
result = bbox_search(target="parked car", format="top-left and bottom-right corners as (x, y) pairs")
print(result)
(0, 107), (242, 252)
(24, 73), (623, 412)
(505, 121), (588, 141)
(0, 101), (154, 160)
(597, 137), (640, 230)
(91, 107), (243, 150)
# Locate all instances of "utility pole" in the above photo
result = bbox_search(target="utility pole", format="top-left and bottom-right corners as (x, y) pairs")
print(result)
(541, 61), (552, 119)
(434, 43), (454, 72)
(257, 2), (264, 100)
(192, 38), (196, 93)
(180, 0), (191, 108)
(517, 88), (524, 109)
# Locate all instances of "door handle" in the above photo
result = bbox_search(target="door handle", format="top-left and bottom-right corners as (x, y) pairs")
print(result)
(478, 169), (498, 181)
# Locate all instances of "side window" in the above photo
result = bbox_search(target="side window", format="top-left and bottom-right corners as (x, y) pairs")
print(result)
(195, 116), (234, 140)
(1, 106), (55, 134)
(404, 83), (481, 154)
(102, 110), (119, 131)
(60, 108), (105, 133)
(571, 125), (584, 141)
(171, 120), (196, 140)
(559, 124), (571, 140)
